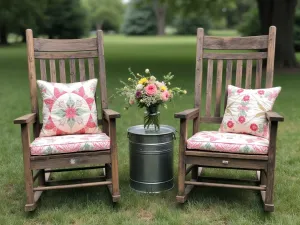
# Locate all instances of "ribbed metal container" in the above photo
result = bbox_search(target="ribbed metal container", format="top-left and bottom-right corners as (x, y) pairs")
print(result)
(127, 125), (175, 193)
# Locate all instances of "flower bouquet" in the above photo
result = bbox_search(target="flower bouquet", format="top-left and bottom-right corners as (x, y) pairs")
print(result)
(116, 68), (186, 130)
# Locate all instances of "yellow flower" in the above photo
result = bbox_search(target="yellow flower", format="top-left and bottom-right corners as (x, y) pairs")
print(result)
(138, 78), (148, 85)
(160, 86), (167, 92)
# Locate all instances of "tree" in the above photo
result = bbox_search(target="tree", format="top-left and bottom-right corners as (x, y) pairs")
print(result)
(40, 0), (87, 39)
(121, 1), (157, 35)
(257, 0), (298, 68)
(0, 0), (46, 44)
(83, 0), (124, 31)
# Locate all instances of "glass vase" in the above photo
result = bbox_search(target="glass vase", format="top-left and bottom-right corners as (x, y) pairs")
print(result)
(144, 104), (160, 130)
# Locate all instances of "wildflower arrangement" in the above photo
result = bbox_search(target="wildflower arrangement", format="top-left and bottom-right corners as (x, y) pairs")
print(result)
(116, 68), (186, 130)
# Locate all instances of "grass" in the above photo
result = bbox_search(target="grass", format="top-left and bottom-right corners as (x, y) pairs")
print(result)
(1, 33), (300, 225)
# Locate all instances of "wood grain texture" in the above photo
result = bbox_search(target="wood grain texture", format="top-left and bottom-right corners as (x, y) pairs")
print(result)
(215, 60), (223, 117)
(69, 59), (76, 82)
(205, 59), (214, 117)
(59, 60), (66, 83)
(266, 111), (284, 122)
(266, 26), (276, 88)
(255, 59), (263, 88)
(30, 151), (111, 169)
(49, 60), (56, 82)
(203, 52), (267, 59)
(21, 124), (34, 209)
(245, 60), (252, 88)
(34, 181), (111, 191)
(193, 28), (204, 134)
(103, 109), (121, 120)
(224, 60), (233, 111)
(109, 118), (120, 198)
(185, 180), (265, 190)
(185, 150), (268, 160)
(26, 29), (40, 137)
(14, 113), (36, 124)
(33, 38), (97, 52)
(88, 58), (95, 78)
(177, 118), (187, 197)
(79, 59), (86, 81)
(40, 60), (47, 80)
(185, 156), (267, 170)
(265, 120), (278, 210)
(235, 60), (243, 87)
(35, 51), (98, 59)
(203, 35), (268, 49)
(97, 30), (108, 109)
(174, 108), (199, 119)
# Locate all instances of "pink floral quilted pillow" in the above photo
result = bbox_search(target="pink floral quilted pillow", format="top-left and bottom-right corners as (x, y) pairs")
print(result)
(220, 85), (281, 138)
(37, 79), (100, 137)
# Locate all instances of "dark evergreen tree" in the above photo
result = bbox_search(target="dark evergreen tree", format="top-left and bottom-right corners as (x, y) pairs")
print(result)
(40, 0), (87, 39)
(121, 1), (157, 35)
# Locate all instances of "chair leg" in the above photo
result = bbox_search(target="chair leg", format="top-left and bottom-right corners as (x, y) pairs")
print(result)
(24, 168), (36, 212)
(110, 161), (120, 202)
(264, 167), (275, 212)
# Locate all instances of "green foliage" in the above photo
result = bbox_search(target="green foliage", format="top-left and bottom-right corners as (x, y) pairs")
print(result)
(238, 6), (300, 51)
(173, 14), (211, 35)
(121, 1), (157, 35)
(40, 0), (87, 38)
(237, 7), (260, 36)
(83, 0), (124, 32)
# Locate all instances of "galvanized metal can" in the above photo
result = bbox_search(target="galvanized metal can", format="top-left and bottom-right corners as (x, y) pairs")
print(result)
(127, 125), (176, 193)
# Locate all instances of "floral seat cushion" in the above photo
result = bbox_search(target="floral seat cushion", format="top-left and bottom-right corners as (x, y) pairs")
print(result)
(187, 131), (269, 154)
(30, 134), (110, 156)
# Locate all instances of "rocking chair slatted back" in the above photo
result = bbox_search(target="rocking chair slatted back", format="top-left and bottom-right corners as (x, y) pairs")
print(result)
(195, 26), (276, 124)
(26, 29), (108, 138)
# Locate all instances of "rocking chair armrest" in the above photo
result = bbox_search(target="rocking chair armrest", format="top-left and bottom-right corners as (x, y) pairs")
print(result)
(14, 113), (36, 125)
(266, 111), (284, 122)
(174, 108), (199, 120)
(103, 109), (121, 121)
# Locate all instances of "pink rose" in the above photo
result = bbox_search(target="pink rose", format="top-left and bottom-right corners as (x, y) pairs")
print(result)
(258, 90), (265, 95)
(161, 91), (170, 102)
(144, 84), (157, 96)
(238, 116), (246, 124)
(243, 95), (250, 101)
(237, 89), (244, 94)
(227, 121), (234, 128)
(250, 123), (258, 131)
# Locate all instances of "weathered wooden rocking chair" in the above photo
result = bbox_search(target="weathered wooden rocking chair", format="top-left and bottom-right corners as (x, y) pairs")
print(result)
(175, 26), (284, 212)
(14, 29), (120, 211)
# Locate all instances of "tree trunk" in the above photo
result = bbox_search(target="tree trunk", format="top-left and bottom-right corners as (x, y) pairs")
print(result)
(257, 0), (298, 68)
(153, 0), (167, 36)
(0, 24), (8, 45)
(96, 22), (103, 31)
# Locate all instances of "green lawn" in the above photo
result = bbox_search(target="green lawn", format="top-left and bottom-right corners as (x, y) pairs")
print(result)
(1, 35), (300, 225)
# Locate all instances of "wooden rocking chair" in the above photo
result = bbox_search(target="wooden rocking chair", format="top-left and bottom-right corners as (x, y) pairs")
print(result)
(175, 26), (284, 212)
(14, 29), (120, 211)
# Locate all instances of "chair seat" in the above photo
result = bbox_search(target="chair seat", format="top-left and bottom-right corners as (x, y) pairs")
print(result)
(187, 131), (269, 154)
(30, 133), (110, 156)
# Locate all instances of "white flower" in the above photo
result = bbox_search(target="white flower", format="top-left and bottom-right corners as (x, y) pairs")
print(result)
(136, 84), (144, 90)
(145, 69), (150, 74)
(155, 81), (163, 87)
(150, 76), (156, 81)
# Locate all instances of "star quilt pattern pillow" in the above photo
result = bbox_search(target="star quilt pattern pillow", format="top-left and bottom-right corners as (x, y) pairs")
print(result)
(220, 85), (281, 138)
(37, 79), (100, 137)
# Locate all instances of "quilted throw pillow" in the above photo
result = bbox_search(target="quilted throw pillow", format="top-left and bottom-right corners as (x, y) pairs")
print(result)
(220, 85), (281, 138)
(37, 79), (100, 137)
